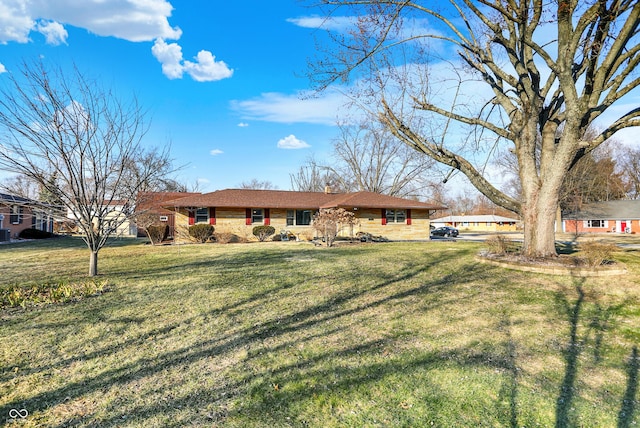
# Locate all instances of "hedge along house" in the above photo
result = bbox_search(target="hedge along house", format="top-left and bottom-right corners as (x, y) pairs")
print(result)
(165, 189), (446, 242)
(562, 200), (640, 234)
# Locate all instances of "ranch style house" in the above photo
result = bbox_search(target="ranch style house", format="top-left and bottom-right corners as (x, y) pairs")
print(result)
(562, 200), (640, 234)
(161, 189), (446, 242)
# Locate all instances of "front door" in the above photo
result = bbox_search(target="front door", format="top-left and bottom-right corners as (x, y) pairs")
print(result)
(621, 221), (627, 233)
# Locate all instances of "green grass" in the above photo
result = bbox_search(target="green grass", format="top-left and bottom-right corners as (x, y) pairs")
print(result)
(1, 237), (639, 427)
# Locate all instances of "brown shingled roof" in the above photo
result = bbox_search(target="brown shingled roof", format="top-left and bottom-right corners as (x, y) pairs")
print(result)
(320, 191), (444, 210)
(165, 189), (445, 211)
(137, 191), (201, 214)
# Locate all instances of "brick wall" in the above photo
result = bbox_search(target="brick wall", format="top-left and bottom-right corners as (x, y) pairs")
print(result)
(174, 207), (434, 242)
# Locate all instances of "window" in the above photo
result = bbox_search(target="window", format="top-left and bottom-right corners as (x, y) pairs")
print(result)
(385, 209), (406, 223)
(251, 209), (263, 224)
(287, 209), (314, 226)
(35, 212), (48, 231)
(195, 208), (209, 223)
(31, 212), (46, 230)
(10, 205), (22, 224)
(297, 210), (313, 225)
(586, 219), (606, 228)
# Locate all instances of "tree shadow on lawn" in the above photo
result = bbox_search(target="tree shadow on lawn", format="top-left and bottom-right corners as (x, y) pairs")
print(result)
(0, 250), (332, 385)
(3, 251), (637, 427)
(553, 280), (638, 428)
(619, 346), (638, 428)
(494, 313), (521, 428)
(1, 250), (465, 425)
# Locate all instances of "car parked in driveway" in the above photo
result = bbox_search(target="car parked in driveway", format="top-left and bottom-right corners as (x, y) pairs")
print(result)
(430, 226), (459, 238)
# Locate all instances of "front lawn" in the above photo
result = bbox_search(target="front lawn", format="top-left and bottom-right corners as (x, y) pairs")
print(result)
(1, 238), (639, 427)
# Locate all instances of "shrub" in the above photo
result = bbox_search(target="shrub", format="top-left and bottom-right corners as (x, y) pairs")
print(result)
(146, 224), (169, 245)
(188, 224), (214, 243)
(214, 232), (237, 244)
(253, 225), (276, 242)
(579, 240), (617, 267)
(485, 235), (517, 255)
(298, 230), (314, 241)
(18, 228), (53, 239)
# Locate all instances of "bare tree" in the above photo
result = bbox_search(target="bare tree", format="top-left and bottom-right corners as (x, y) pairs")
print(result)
(312, 208), (356, 247)
(330, 120), (434, 197)
(309, 1), (640, 258)
(560, 144), (626, 211)
(292, 121), (435, 197)
(290, 156), (344, 192)
(238, 178), (278, 190)
(618, 145), (640, 199)
(0, 61), (172, 276)
(120, 147), (182, 194)
(0, 174), (40, 199)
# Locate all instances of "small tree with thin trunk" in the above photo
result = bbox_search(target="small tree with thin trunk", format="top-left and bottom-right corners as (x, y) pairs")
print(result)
(0, 61), (171, 276)
(312, 208), (356, 247)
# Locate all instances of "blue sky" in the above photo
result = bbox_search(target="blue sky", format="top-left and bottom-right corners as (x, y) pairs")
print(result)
(0, 1), (352, 192)
(0, 1), (637, 195)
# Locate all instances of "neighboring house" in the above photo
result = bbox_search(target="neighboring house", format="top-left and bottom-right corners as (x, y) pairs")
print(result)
(431, 214), (521, 232)
(0, 193), (57, 240)
(66, 199), (137, 237)
(135, 191), (200, 239)
(562, 200), (640, 234)
(164, 189), (446, 242)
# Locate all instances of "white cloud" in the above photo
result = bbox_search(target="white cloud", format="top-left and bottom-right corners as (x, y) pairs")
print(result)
(152, 38), (233, 81)
(183, 50), (233, 82)
(232, 89), (351, 125)
(237, 122), (249, 127)
(0, 0), (182, 44)
(289, 15), (438, 41)
(151, 38), (184, 79)
(0, 1), (234, 82)
(287, 15), (355, 32)
(277, 135), (310, 150)
(209, 149), (223, 156)
(0, 63), (6, 74)
(0, 1), (34, 44)
(36, 20), (68, 45)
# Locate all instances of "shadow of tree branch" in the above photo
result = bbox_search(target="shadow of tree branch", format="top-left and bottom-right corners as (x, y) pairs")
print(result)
(556, 284), (585, 428)
(618, 346), (638, 428)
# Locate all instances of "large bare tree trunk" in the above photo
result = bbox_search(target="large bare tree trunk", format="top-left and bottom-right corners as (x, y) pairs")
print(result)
(521, 190), (560, 258)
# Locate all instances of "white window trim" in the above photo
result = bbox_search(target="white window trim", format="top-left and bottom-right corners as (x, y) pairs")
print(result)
(584, 219), (608, 228)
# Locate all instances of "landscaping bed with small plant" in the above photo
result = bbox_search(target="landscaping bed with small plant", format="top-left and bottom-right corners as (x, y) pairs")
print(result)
(0, 237), (639, 427)
(479, 235), (627, 276)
